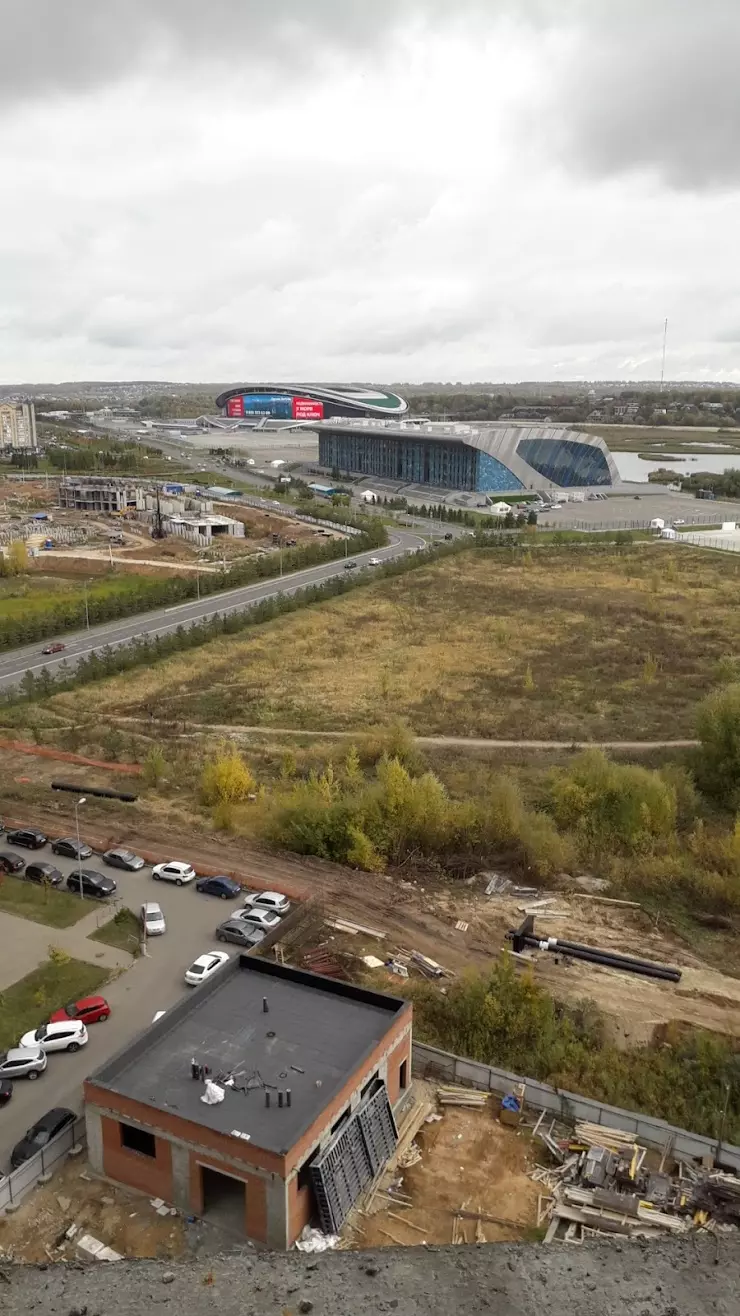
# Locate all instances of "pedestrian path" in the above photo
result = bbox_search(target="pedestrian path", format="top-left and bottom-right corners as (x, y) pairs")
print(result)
(0, 904), (133, 992)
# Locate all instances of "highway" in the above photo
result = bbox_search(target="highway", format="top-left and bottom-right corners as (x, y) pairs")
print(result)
(0, 528), (426, 693)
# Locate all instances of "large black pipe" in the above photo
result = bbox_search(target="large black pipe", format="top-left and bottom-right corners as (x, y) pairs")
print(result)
(52, 781), (138, 803)
(507, 917), (681, 982)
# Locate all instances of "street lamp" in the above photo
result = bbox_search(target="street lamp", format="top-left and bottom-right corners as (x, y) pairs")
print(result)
(74, 797), (86, 899)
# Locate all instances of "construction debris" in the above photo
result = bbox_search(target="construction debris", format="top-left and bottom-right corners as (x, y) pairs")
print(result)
(454, 920), (469, 932)
(530, 1117), (740, 1244)
(324, 917), (387, 940)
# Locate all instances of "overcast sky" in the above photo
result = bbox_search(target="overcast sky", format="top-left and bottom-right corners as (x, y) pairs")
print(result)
(2, 0), (739, 385)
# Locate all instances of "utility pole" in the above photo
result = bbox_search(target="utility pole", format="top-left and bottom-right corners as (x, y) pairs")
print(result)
(74, 797), (86, 899)
(660, 317), (668, 392)
(83, 579), (90, 630)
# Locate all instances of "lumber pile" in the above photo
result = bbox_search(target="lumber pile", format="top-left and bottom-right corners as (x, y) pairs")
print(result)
(436, 1085), (489, 1109)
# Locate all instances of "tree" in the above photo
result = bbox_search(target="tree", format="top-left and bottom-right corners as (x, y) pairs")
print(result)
(695, 683), (740, 806)
(201, 742), (256, 806)
(7, 539), (29, 574)
(142, 747), (167, 787)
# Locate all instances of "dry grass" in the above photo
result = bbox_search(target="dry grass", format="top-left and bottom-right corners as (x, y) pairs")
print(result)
(39, 545), (740, 741)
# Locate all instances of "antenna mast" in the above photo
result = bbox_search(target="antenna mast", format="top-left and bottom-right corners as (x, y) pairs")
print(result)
(660, 317), (668, 392)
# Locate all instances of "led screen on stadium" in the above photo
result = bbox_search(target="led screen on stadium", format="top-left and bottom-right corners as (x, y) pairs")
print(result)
(226, 394), (324, 421)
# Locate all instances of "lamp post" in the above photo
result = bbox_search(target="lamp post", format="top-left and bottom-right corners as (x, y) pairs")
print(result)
(74, 797), (86, 899)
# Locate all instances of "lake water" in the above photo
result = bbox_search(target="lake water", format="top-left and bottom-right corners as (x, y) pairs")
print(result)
(614, 451), (740, 483)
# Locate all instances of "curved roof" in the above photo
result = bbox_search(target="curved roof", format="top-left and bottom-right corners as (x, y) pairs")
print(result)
(215, 384), (408, 417)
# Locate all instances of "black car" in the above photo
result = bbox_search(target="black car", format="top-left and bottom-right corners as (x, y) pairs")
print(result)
(216, 919), (266, 948)
(102, 847), (145, 871)
(51, 837), (93, 860)
(0, 1079), (12, 1106)
(10, 1107), (76, 1169)
(25, 862), (64, 887)
(196, 876), (242, 900)
(344, 561), (357, 570)
(0, 851), (25, 874)
(5, 828), (48, 850)
(65, 870), (117, 899)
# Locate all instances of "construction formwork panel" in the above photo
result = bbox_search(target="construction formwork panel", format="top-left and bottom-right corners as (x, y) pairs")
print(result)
(311, 1085), (399, 1234)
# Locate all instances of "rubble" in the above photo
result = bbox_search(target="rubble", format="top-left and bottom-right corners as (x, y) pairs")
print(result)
(528, 1117), (740, 1244)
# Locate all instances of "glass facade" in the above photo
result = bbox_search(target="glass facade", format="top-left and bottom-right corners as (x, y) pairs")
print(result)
(476, 451), (524, 492)
(319, 432), (481, 489)
(517, 438), (612, 487)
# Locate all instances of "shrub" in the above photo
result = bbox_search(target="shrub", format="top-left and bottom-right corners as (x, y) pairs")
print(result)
(201, 743), (256, 806)
(695, 683), (740, 807)
(548, 750), (676, 855)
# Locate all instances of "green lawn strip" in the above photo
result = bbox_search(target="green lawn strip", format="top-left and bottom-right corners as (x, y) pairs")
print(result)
(0, 957), (109, 1052)
(0, 876), (98, 928)
(89, 907), (142, 957)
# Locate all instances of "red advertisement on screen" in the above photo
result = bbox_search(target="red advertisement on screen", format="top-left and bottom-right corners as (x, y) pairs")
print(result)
(227, 396), (245, 417)
(293, 397), (324, 420)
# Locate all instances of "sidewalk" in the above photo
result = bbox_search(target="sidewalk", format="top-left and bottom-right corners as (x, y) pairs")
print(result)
(0, 904), (133, 991)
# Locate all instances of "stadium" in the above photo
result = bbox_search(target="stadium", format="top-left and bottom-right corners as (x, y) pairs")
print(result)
(214, 384), (408, 422)
(315, 422), (619, 493)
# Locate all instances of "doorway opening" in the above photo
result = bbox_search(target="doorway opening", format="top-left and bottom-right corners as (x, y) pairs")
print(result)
(200, 1166), (246, 1234)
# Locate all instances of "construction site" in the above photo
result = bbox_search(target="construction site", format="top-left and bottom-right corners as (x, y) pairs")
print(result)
(0, 476), (332, 578)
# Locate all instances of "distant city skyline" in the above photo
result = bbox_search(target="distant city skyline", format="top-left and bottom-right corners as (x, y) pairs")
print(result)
(1, 1), (738, 383)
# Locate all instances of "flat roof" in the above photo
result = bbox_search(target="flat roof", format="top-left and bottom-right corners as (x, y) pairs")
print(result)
(89, 958), (406, 1156)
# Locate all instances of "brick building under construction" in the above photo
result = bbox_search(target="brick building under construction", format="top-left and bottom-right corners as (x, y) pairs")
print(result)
(84, 957), (412, 1247)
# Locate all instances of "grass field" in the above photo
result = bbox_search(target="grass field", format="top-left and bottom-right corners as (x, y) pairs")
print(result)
(0, 957), (109, 1052)
(38, 544), (740, 742)
(0, 876), (98, 929)
(581, 424), (740, 455)
(90, 908), (141, 956)
(0, 571), (165, 622)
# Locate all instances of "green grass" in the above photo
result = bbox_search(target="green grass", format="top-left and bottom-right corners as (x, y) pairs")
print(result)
(0, 957), (109, 1052)
(0, 572), (165, 622)
(42, 542), (740, 742)
(89, 908), (141, 956)
(0, 876), (101, 928)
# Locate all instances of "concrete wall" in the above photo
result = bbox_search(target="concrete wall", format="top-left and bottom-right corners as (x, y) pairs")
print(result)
(412, 1042), (740, 1173)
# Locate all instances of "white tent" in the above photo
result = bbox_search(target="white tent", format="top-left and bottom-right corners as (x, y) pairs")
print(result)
(490, 501), (512, 516)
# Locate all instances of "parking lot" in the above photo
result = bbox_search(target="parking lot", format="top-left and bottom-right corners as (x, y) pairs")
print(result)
(0, 835), (279, 1176)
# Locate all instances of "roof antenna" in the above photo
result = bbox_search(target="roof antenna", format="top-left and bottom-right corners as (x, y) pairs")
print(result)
(660, 317), (668, 393)
(262, 997), (269, 1013)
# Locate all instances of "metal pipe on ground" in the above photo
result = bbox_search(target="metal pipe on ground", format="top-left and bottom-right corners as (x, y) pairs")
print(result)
(507, 916), (681, 982)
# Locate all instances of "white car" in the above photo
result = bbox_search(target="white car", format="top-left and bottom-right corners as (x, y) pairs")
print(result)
(236, 907), (283, 931)
(141, 902), (166, 935)
(152, 861), (196, 886)
(184, 951), (230, 987)
(243, 890), (290, 915)
(20, 1020), (88, 1054)
(368, 557), (381, 566)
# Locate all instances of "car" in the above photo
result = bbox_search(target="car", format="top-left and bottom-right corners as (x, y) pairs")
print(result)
(184, 950), (230, 986)
(368, 557), (382, 566)
(103, 847), (146, 871)
(0, 1079), (12, 1106)
(243, 890), (291, 915)
(65, 869), (117, 899)
(141, 902), (166, 935)
(11, 1108), (76, 1169)
(235, 907), (282, 931)
(196, 876), (242, 900)
(24, 862), (64, 887)
(0, 851), (25, 874)
(20, 1020), (88, 1054)
(41, 642), (66, 655)
(152, 860), (196, 885)
(0, 1046), (47, 1080)
(216, 919), (266, 948)
(673, 518), (686, 527)
(443, 533), (453, 540)
(50, 995), (110, 1027)
(51, 837), (93, 860)
(344, 561), (357, 570)
(5, 827), (48, 849)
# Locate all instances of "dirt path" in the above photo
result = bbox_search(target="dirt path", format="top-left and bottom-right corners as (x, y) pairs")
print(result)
(7, 799), (740, 1043)
(111, 717), (699, 752)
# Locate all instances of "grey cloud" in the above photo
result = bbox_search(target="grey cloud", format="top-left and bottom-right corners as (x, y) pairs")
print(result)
(0, 0), (515, 106)
(550, 0), (740, 189)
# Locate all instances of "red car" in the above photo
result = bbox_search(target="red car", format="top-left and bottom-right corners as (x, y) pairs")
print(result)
(50, 995), (111, 1026)
(42, 642), (66, 655)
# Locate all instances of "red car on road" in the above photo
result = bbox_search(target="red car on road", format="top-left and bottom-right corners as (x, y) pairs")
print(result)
(42, 642), (66, 655)
(50, 995), (111, 1026)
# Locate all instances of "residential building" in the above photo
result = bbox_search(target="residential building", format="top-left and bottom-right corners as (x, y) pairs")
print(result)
(0, 400), (38, 453)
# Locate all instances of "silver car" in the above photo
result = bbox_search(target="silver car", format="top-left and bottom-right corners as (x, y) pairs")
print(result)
(0, 1046), (47, 1080)
(141, 902), (166, 936)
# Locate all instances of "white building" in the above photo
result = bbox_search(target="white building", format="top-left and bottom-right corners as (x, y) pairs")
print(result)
(164, 514), (245, 547)
(0, 400), (38, 453)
